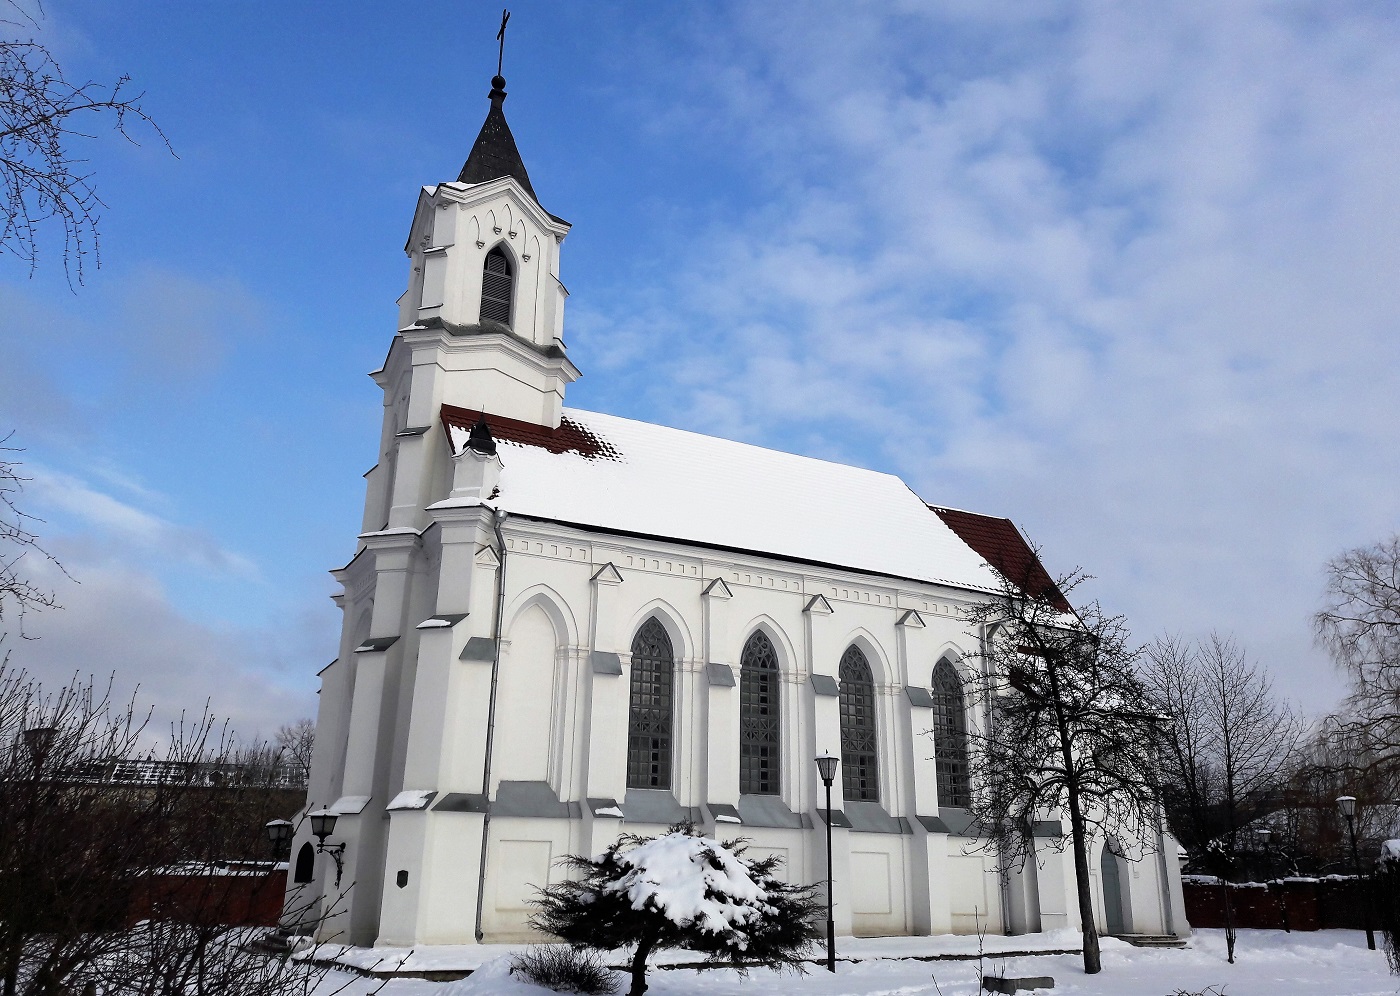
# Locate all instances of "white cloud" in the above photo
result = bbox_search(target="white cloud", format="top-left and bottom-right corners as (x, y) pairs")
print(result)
(572, 2), (1400, 708)
(0, 465), (322, 739)
(25, 464), (259, 580)
(2, 553), (320, 744)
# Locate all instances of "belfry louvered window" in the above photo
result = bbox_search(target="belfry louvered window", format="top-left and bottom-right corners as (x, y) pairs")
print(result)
(739, 631), (781, 795)
(932, 657), (971, 808)
(480, 245), (513, 325)
(838, 645), (879, 801)
(626, 618), (674, 790)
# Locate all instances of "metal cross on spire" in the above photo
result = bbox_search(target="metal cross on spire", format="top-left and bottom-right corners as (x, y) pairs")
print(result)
(496, 9), (511, 79)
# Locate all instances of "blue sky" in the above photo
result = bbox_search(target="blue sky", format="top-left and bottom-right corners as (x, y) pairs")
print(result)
(3, 2), (1399, 737)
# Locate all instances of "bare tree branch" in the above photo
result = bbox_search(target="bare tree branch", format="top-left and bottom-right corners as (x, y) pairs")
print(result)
(1314, 535), (1400, 776)
(0, 432), (63, 638)
(274, 718), (315, 788)
(1, 9), (173, 286)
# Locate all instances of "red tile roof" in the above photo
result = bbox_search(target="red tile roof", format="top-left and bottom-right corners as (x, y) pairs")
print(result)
(929, 506), (1070, 611)
(439, 404), (621, 461)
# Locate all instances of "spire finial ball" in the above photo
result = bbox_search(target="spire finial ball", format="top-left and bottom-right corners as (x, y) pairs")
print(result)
(491, 75), (506, 91)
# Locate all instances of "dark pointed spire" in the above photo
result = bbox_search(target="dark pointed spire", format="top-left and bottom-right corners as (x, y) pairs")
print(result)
(457, 75), (538, 201)
(466, 415), (498, 456)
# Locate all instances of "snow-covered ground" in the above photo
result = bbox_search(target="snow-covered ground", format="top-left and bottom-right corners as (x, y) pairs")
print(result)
(312, 930), (1396, 996)
(309, 928), (1086, 975)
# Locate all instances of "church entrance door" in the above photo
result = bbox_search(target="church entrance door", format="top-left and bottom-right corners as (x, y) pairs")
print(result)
(1100, 839), (1131, 936)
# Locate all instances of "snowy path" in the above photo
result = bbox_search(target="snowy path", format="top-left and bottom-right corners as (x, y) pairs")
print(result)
(315, 930), (1397, 996)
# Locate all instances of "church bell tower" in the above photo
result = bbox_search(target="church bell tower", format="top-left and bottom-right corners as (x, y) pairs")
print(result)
(390, 70), (579, 429)
(306, 55), (585, 948)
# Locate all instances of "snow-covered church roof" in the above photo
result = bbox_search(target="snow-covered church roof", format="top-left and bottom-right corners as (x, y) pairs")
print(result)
(441, 404), (1048, 597)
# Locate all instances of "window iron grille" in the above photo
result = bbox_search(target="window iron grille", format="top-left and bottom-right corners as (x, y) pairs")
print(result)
(932, 657), (971, 807)
(739, 631), (780, 795)
(627, 617), (674, 789)
(838, 645), (879, 801)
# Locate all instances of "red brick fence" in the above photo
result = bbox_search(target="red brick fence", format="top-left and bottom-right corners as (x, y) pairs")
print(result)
(1183, 876), (1373, 931)
(126, 863), (287, 928)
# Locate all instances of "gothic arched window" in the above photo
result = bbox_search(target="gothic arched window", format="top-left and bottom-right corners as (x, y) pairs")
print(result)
(739, 631), (780, 795)
(627, 617), (674, 790)
(294, 841), (315, 884)
(932, 656), (971, 808)
(480, 245), (513, 325)
(838, 645), (879, 801)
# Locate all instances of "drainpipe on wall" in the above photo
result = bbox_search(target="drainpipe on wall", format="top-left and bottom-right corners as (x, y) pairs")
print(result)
(982, 620), (1015, 933)
(1156, 807), (1175, 936)
(473, 506), (509, 942)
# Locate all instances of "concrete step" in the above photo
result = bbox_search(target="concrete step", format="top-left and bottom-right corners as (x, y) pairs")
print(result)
(251, 927), (302, 955)
(1115, 934), (1187, 948)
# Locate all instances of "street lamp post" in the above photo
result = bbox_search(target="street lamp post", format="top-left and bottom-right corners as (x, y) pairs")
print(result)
(1253, 826), (1272, 876)
(308, 809), (347, 888)
(1336, 796), (1375, 950)
(1254, 827), (1289, 933)
(815, 752), (839, 974)
(264, 819), (294, 860)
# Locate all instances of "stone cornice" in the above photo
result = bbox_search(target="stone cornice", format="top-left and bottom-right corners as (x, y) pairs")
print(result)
(398, 322), (581, 383)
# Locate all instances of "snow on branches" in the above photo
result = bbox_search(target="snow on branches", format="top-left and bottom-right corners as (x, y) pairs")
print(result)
(603, 830), (771, 946)
(531, 824), (821, 996)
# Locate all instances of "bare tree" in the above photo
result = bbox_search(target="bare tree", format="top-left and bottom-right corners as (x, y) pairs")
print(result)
(1142, 634), (1216, 860)
(965, 565), (1167, 976)
(2, 2), (171, 285)
(0, 665), (337, 996)
(0, 666), (170, 996)
(1282, 727), (1399, 875)
(1144, 634), (1302, 963)
(91, 737), (336, 996)
(275, 718), (315, 787)
(1144, 634), (1303, 867)
(1197, 635), (1303, 864)
(1314, 535), (1400, 777)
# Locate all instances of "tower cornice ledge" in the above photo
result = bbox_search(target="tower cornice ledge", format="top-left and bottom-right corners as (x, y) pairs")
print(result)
(424, 498), (496, 520)
(430, 176), (571, 233)
(397, 321), (581, 381)
(358, 527), (424, 552)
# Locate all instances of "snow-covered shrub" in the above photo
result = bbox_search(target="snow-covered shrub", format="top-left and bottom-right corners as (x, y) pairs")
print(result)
(530, 823), (821, 996)
(510, 946), (618, 994)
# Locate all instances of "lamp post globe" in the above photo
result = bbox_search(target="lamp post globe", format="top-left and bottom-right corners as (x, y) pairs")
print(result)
(1254, 827), (1272, 877)
(264, 818), (294, 856)
(309, 809), (338, 843)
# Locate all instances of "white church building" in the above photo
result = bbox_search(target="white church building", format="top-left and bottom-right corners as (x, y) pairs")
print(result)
(287, 69), (1188, 949)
